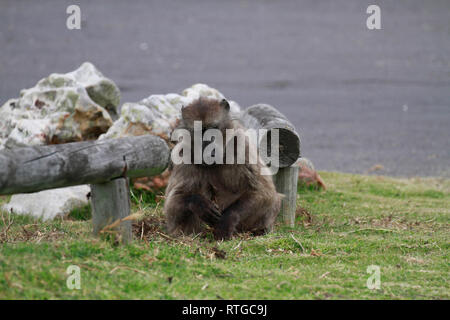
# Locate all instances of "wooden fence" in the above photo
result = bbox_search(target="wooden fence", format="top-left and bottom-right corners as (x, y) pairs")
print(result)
(0, 105), (300, 243)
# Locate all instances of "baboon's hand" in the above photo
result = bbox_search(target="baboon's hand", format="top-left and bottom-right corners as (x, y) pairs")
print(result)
(213, 225), (232, 241)
(186, 194), (221, 226)
(200, 204), (222, 227)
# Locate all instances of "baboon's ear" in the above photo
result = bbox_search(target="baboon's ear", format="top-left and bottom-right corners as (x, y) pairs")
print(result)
(220, 99), (230, 112)
(181, 105), (186, 119)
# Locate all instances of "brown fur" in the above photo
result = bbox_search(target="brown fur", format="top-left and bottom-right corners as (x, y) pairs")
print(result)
(164, 98), (282, 240)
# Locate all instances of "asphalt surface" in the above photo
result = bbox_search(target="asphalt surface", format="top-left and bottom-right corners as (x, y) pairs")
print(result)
(1, 0), (449, 177)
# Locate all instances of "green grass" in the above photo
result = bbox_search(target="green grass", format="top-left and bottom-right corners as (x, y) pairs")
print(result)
(0, 172), (448, 299)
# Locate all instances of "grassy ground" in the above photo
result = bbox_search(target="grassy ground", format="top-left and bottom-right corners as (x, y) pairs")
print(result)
(0, 172), (448, 299)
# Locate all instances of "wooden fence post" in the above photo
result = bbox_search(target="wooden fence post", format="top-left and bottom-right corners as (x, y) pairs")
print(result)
(274, 162), (299, 227)
(90, 178), (132, 244)
(240, 104), (301, 228)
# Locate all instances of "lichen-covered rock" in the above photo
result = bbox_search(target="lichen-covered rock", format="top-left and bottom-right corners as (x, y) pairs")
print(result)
(182, 84), (241, 114)
(0, 62), (120, 150)
(298, 157), (315, 171)
(2, 185), (90, 221)
(67, 62), (121, 119)
(100, 83), (241, 140)
(297, 157), (326, 190)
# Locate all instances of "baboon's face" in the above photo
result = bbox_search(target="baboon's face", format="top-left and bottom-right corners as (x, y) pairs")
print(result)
(181, 98), (230, 131)
(181, 98), (231, 165)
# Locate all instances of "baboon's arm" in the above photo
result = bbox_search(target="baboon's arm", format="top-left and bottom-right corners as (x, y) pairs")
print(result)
(213, 193), (255, 240)
(185, 194), (222, 227)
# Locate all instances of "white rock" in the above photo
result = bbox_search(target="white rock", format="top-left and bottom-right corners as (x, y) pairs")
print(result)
(0, 62), (120, 150)
(2, 185), (90, 221)
(182, 83), (225, 101)
(67, 62), (121, 118)
(5, 118), (51, 148)
(100, 83), (241, 139)
(181, 83), (241, 114)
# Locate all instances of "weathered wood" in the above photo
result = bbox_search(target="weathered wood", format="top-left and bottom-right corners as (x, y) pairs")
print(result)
(273, 163), (299, 227)
(91, 178), (132, 244)
(0, 135), (170, 195)
(240, 104), (301, 168)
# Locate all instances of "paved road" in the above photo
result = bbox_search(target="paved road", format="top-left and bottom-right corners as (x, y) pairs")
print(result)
(1, 0), (449, 177)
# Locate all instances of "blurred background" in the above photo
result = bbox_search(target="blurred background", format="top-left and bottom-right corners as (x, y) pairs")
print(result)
(1, 0), (449, 177)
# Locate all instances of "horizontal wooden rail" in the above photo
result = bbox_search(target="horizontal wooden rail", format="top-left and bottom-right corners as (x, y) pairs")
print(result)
(0, 104), (301, 241)
(240, 104), (301, 168)
(0, 135), (170, 195)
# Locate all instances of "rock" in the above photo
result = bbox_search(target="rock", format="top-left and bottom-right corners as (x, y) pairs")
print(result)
(368, 164), (385, 173)
(297, 157), (326, 190)
(298, 157), (315, 171)
(100, 83), (240, 140)
(2, 185), (90, 221)
(0, 62), (120, 150)
(181, 84), (241, 114)
(133, 169), (171, 192)
(67, 62), (121, 120)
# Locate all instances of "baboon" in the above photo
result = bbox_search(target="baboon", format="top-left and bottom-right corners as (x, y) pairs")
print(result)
(163, 98), (282, 240)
